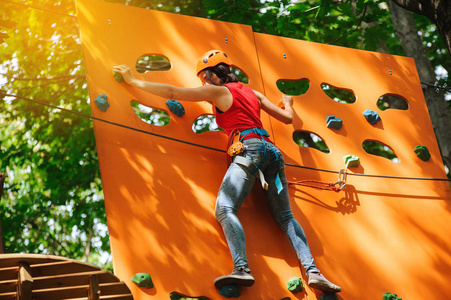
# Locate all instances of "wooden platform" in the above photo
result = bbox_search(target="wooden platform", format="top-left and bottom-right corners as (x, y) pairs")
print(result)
(0, 254), (133, 300)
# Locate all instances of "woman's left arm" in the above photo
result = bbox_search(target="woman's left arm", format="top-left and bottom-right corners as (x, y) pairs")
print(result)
(254, 90), (293, 124)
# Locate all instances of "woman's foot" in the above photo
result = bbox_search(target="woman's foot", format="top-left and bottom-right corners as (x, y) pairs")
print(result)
(308, 272), (341, 293)
(214, 268), (255, 288)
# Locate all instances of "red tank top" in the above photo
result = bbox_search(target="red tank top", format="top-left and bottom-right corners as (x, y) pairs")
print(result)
(215, 82), (268, 141)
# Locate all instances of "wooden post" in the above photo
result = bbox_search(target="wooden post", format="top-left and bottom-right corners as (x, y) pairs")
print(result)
(17, 262), (33, 300)
(0, 172), (5, 253)
(88, 275), (100, 300)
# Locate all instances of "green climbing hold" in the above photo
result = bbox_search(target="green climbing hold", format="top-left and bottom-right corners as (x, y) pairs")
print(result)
(383, 292), (402, 300)
(286, 276), (303, 292)
(94, 94), (110, 112)
(113, 72), (124, 83)
(131, 272), (154, 289)
(343, 154), (360, 168)
(166, 99), (185, 117)
(218, 284), (240, 298)
(414, 145), (431, 161)
(320, 293), (338, 300)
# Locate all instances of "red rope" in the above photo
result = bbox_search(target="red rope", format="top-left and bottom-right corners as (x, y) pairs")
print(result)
(288, 180), (345, 192)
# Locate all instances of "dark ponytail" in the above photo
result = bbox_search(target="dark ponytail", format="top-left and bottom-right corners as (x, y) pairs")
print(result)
(204, 63), (239, 85)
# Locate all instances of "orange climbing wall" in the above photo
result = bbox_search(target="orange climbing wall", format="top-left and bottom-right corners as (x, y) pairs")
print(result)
(76, 0), (451, 299)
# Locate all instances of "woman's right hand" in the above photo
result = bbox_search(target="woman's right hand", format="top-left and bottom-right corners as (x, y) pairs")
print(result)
(281, 94), (293, 108)
(113, 64), (136, 85)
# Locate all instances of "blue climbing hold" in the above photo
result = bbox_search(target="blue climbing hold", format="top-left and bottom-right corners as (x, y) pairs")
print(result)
(286, 276), (303, 292)
(320, 293), (338, 300)
(344, 155), (360, 168)
(363, 109), (381, 124)
(218, 284), (240, 298)
(326, 116), (343, 130)
(131, 273), (154, 289)
(414, 145), (431, 161)
(94, 94), (110, 112)
(166, 99), (185, 117)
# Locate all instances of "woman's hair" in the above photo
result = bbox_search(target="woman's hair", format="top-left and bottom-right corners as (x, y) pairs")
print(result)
(204, 63), (239, 85)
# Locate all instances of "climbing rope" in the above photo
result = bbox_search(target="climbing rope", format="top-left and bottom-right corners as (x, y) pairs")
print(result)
(1, 91), (450, 184)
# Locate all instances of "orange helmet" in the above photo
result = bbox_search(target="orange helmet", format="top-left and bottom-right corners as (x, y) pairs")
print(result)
(196, 50), (232, 76)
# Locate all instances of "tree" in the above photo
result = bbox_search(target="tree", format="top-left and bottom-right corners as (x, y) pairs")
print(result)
(388, 0), (451, 177)
(390, 0), (451, 55)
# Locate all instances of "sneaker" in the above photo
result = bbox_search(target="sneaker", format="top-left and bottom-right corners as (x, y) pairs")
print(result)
(214, 268), (255, 288)
(308, 272), (341, 293)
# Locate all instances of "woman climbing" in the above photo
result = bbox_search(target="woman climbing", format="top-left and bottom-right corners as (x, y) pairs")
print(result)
(113, 50), (341, 294)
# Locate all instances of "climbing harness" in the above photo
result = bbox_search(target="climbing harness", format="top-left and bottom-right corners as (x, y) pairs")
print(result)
(227, 128), (283, 193)
(288, 169), (347, 192)
(227, 130), (245, 157)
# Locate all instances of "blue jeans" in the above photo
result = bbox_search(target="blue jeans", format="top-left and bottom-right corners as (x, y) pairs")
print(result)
(215, 138), (320, 275)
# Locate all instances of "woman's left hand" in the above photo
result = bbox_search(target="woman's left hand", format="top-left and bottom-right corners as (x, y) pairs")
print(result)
(113, 64), (135, 85)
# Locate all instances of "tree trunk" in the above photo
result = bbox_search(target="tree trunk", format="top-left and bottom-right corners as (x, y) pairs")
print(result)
(390, 0), (451, 55)
(389, 0), (451, 176)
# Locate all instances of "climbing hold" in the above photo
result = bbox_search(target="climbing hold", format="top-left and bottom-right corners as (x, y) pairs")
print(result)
(131, 273), (154, 289)
(383, 292), (402, 300)
(113, 72), (124, 83)
(414, 145), (431, 161)
(94, 94), (110, 112)
(326, 116), (343, 130)
(218, 284), (240, 298)
(343, 155), (360, 168)
(363, 109), (381, 124)
(166, 99), (185, 117)
(286, 276), (303, 292)
(320, 293), (338, 300)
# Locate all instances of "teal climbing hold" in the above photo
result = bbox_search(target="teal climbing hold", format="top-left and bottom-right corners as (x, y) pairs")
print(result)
(166, 99), (185, 117)
(218, 284), (240, 298)
(383, 292), (402, 300)
(414, 145), (431, 161)
(94, 94), (110, 112)
(131, 273), (154, 289)
(113, 72), (124, 83)
(343, 155), (360, 168)
(326, 116), (343, 130)
(363, 109), (381, 124)
(286, 276), (303, 292)
(320, 293), (338, 300)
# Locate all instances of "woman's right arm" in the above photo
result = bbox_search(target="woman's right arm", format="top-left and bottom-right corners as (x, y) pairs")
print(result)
(113, 64), (232, 111)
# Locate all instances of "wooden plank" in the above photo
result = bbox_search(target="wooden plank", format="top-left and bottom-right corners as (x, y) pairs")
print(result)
(0, 280), (15, 294)
(98, 282), (131, 296)
(0, 254), (67, 268)
(0, 267), (18, 281)
(32, 270), (117, 290)
(17, 263), (32, 300)
(88, 275), (100, 300)
(31, 260), (98, 277)
(99, 295), (133, 300)
(31, 285), (89, 299)
(0, 291), (16, 300)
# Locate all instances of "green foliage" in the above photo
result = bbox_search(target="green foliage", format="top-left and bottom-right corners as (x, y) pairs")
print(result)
(0, 0), (110, 269)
